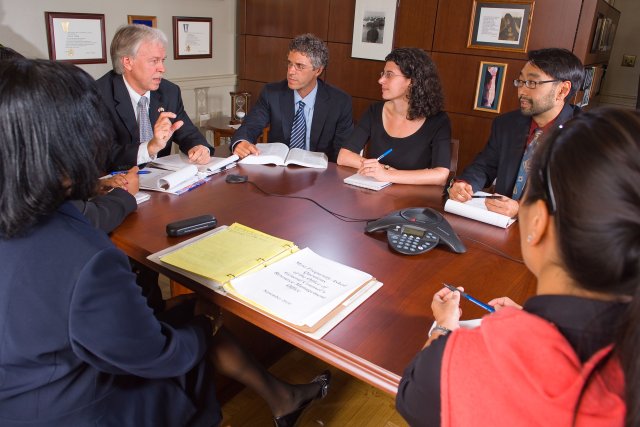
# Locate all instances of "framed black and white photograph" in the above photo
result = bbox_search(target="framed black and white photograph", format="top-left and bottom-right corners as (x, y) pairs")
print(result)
(45, 12), (107, 64)
(128, 15), (157, 28)
(468, 1), (534, 52)
(351, 0), (398, 61)
(473, 61), (508, 113)
(173, 16), (212, 60)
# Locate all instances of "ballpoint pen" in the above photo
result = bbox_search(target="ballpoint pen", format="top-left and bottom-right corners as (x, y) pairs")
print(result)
(472, 195), (502, 199)
(442, 283), (495, 313)
(110, 170), (151, 175)
(376, 148), (393, 161)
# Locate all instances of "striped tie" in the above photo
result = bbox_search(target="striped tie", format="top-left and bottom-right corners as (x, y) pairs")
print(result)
(137, 96), (154, 144)
(290, 100), (306, 150)
(512, 128), (543, 200)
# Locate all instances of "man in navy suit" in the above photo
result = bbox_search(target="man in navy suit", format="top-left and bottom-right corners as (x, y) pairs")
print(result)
(96, 24), (213, 172)
(231, 34), (353, 163)
(449, 48), (584, 218)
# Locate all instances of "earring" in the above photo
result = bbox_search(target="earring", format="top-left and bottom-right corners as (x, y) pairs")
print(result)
(527, 234), (533, 243)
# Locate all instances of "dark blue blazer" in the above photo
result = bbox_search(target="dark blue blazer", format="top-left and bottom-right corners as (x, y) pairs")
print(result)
(96, 71), (213, 171)
(459, 103), (581, 196)
(231, 79), (353, 162)
(0, 203), (220, 426)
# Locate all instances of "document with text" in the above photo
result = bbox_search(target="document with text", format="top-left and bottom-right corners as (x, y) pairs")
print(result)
(239, 143), (328, 169)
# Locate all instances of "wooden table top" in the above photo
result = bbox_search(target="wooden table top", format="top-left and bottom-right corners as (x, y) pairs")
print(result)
(111, 163), (536, 395)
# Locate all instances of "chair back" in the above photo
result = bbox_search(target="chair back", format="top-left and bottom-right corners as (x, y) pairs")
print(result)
(449, 139), (460, 176)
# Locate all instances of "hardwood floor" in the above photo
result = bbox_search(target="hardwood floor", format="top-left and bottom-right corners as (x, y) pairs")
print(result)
(219, 348), (408, 427)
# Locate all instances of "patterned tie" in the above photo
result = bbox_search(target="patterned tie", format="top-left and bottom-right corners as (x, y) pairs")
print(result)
(290, 100), (306, 150)
(512, 128), (543, 200)
(137, 96), (154, 144)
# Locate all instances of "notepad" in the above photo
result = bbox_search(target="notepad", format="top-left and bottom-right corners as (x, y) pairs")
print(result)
(239, 143), (328, 169)
(152, 153), (239, 176)
(444, 191), (516, 228)
(138, 166), (210, 195)
(343, 173), (391, 191)
(158, 223), (298, 286)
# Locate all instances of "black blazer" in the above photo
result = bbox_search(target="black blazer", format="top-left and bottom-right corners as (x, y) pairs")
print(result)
(95, 71), (213, 171)
(459, 103), (581, 196)
(231, 79), (353, 162)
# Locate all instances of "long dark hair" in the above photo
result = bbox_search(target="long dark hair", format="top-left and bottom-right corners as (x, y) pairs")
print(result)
(385, 47), (444, 120)
(0, 59), (113, 238)
(524, 107), (640, 426)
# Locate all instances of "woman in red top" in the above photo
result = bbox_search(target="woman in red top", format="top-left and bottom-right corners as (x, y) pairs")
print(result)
(397, 107), (639, 426)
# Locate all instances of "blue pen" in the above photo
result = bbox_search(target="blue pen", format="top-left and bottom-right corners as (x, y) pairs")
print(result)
(110, 170), (151, 175)
(376, 148), (393, 161)
(443, 283), (495, 313)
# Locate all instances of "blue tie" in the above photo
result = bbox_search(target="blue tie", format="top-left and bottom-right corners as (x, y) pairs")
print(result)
(512, 128), (543, 200)
(137, 96), (154, 144)
(290, 100), (306, 150)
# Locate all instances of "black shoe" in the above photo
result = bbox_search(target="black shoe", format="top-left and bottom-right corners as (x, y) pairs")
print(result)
(273, 370), (331, 427)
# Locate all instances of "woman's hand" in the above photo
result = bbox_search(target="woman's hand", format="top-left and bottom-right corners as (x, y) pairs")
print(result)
(358, 158), (390, 181)
(431, 286), (462, 331)
(487, 296), (522, 311)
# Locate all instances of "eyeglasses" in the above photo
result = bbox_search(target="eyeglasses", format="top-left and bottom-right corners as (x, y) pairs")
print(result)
(513, 79), (561, 89)
(286, 61), (313, 71)
(379, 71), (405, 79)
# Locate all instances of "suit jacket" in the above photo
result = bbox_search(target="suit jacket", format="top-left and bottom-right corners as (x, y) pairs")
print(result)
(231, 79), (353, 162)
(459, 103), (581, 196)
(0, 202), (220, 426)
(70, 188), (137, 234)
(96, 71), (213, 171)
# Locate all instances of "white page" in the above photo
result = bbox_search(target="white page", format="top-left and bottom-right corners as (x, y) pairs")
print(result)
(228, 248), (372, 327)
(284, 148), (328, 169)
(238, 143), (288, 166)
(152, 153), (239, 175)
(343, 173), (391, 191)
(139, 165), (201, 194)
(444, 191), (516, 228)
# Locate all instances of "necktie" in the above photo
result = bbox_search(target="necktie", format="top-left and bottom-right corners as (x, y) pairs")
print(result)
(512, 128), (543, 200)
(290, 100), (306, 150)
(137, 96), (153, 144)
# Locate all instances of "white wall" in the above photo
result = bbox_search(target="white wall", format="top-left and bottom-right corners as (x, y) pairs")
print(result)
(0, 0), (238, 120)
(598, 0), (639, 108)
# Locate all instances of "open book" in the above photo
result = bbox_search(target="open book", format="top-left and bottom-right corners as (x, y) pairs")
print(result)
(138, 165), (210, 195)
(444, 191), (516, 228)
(152, 153), (239, 176)
(343, 173), (391, 191)
(239, 143), (328, 169)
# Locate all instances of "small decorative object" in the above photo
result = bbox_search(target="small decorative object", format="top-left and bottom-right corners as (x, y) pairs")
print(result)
(230, 91), (251, 124)
(128, 15), (157, 28)
(173, 16), (212, 60)
(621, 54), (636, 68)
(473, 61), (508, 113)
(468, 1), (534, 52)
(351, 0), (398, 61)
(45, 12), (106, 64)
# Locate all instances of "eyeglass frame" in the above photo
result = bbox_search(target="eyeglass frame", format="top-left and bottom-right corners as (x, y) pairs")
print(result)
(513, 79), (561, 89)
(286, 60), (316, 72)
(379, 70), (407, 80)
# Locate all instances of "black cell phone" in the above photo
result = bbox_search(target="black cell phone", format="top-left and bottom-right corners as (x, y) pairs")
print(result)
(166, 214), (217, 237)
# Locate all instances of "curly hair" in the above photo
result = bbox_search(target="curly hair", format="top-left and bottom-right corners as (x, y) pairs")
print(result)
(289, 33), (329, 69)
(385, 48), (444, 120)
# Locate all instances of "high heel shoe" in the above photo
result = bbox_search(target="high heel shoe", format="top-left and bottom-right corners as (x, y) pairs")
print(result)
(273, 370), (331, 427)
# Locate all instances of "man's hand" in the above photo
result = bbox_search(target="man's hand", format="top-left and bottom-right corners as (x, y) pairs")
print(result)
(233, 140), (260, 159)
(147, 111), (184, 157)
(188, 145), (211, 165)
(485, 195), (519, 217)
(449, 181), (473, 202)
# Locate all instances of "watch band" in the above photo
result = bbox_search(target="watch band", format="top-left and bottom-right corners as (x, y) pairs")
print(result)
(431, 324), (452, 337)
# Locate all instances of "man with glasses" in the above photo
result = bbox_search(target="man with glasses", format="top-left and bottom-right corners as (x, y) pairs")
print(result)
(231, 33), (353, 162)
(449, 48), (584, 217)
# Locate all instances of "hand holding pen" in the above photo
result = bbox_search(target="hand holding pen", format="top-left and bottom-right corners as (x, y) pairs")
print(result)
(442, 283), (495, 312)
(359, 148), (393, 179)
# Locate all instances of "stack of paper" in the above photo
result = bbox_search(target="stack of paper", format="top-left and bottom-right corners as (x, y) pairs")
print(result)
(343, 173), (391, 191)
(444, 192), (516, 228)
(138, 165), (210, 195)
(152, 153), (239, 176)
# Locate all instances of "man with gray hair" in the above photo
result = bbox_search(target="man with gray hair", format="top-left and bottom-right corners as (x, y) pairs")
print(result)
(232, 33), (353, 162)
(96, 24), (212, 171)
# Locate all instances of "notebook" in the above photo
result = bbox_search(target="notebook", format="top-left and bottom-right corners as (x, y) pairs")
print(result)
(343, 173), (391, 191)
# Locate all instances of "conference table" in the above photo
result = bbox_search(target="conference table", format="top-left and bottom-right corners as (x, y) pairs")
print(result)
(111, 162), (536, 395)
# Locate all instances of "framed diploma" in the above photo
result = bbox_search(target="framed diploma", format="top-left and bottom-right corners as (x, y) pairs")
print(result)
(45, 12), (107, 64)
(467, 1), (534, 52)
(173, 16), (212, 60)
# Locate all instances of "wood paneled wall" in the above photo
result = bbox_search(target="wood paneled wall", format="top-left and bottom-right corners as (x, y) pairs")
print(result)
(237, 0), (600, 172)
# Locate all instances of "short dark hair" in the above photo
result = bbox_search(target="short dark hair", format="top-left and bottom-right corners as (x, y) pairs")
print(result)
(385, 47), (444, 120)
(527, 48), (584, 101)
(288, 33), (329, 69)
(0, 45), (23, 60)
(524, 107), (640, 427)
(0, 59), (113, 237)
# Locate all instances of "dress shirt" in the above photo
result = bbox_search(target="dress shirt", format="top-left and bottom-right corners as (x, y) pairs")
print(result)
(293, 83), (318, 151)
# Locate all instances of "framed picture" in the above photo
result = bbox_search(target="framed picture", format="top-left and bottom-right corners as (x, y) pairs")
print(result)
(351, 0), (398, 61)
(128, 15), (157, 28)
(173, 16), (212, 60)
(468, 1), (534, 52)
(45, 12), (106, 64)
(473, 61), (508, 113)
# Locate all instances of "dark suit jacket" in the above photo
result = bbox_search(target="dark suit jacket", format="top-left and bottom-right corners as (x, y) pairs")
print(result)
(459, 103), (581, 196)
(0, 202), (220, 426)
(96, 71), (213, 171)
(70, 188), (137, 234)
(231, 79), (353, 162)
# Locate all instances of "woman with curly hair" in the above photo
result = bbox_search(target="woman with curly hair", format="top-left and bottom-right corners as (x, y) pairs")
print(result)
(337, 47), (451, 185)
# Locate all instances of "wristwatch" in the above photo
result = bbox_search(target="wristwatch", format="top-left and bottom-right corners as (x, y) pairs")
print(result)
(431, 324), (452, 337)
